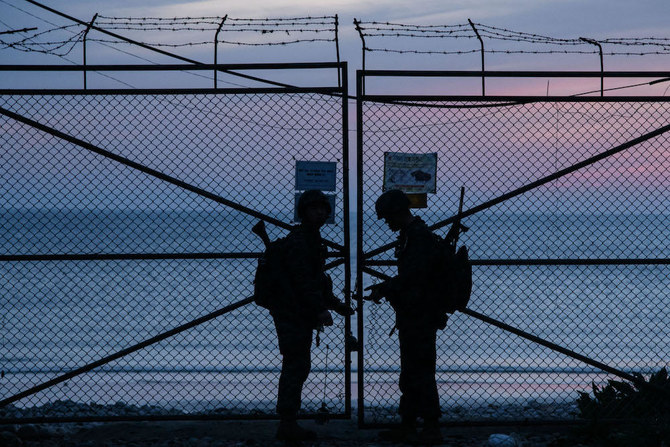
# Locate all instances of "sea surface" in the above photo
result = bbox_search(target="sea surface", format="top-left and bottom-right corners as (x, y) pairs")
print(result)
(1, 208), (668, 421)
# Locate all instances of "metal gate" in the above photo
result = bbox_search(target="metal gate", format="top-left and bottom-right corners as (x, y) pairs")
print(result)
(356, 70), (670, 425)
(0, 62), (351, 422)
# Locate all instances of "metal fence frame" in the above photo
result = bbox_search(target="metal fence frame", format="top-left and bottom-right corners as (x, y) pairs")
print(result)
(355, 69), (670, 426)
(0, 62), (352, 423)
(2, 64), (669, 426)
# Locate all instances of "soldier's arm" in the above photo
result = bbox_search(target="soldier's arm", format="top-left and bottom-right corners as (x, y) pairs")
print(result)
(322, 273), (354, 316)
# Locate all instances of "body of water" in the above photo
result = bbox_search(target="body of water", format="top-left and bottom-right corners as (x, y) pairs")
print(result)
(1, 208), (668, 420)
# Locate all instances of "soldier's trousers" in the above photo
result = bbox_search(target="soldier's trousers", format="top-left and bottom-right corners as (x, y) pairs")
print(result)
(397, 325), (441, 421)
(273, 316), (313, 419)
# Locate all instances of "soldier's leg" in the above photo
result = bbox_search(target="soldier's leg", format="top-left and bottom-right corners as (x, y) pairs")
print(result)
(378, 329), (418, 442)
(400, 327), (443, 445)
(398, 328), (421, 423)
(399, 327), (440, 420)
(273, 317), (316, 441)
(273, 317), (313, 418)
(417, 327), (440, 421)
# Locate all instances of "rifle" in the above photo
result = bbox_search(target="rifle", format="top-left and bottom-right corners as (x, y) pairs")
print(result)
(445, 186), (469, 252)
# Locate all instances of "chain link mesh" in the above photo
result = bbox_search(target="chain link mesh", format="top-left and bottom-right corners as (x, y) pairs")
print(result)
(358, 97), (669, 423)
(0, 89), (348, 420)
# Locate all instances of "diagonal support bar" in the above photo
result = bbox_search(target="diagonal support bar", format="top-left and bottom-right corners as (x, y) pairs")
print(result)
(0, 105), (344, 251)
(364, 120), (670, 259)
(0, 296), (254, 408)
(361, 267), (670, 400)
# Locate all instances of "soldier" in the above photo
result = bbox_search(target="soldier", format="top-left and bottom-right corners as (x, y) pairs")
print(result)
(366, 189), (444, 445)
(272, 189), (353, 442)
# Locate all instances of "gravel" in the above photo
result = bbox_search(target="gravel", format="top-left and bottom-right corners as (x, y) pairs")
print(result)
(0, 400), (585, 446)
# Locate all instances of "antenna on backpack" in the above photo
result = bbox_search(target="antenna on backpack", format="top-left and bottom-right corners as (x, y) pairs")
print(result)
(252, 220), (271, 248)
(446, 187), (469, 250)
(455, 186), (470, 236)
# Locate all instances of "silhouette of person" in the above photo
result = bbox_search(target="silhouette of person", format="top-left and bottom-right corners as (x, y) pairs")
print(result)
(366, 189), (444, 445)
(271, 190), (353, 442)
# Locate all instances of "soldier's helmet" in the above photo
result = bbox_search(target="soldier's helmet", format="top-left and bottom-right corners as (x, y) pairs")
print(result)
(297, 189), (332, 219)
(375, 189), (410, 219)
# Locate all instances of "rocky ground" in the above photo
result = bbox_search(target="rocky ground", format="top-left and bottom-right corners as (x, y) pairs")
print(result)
(0, 419), (578, 447)
(2, 401), (665, 446)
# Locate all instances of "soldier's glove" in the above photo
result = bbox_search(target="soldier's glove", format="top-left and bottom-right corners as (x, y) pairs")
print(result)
(333, 301), (355, 317)
(363, 283), (385, 304)
(317, 310), (334, 327)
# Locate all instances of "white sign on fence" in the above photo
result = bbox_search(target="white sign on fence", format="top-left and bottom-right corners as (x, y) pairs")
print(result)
(383, 152), (437, 194)
(295, 161), (337, 191)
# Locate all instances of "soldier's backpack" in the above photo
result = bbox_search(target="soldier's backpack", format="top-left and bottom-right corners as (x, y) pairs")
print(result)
(253, 236), (292, 310)
(432, 234), (473, 315)
(432, 187), (472, 319)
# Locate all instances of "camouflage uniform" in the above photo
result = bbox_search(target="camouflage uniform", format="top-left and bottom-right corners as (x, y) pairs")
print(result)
(377, 216), (442, 421)
(271, 223), (340, 419)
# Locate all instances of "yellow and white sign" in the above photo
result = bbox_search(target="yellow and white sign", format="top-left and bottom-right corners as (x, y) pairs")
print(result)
(383, 152), (437, 194)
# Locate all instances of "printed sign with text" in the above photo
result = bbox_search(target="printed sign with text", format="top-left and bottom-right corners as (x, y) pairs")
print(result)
(383, 152), (437, 194)
(295, 161), (337, 191)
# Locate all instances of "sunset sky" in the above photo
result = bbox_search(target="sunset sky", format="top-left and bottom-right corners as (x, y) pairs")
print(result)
(1, 0), (668, 213)
(1, 0), (669, 94)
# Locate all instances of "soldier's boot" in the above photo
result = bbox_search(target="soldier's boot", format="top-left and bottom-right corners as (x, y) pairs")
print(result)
(276, 419), (317, 442)
(408, 419), (443, 445)
(378, 416), (417, 443)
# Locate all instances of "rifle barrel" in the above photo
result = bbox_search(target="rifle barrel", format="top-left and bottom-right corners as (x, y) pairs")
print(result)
(252, 220), (271, 248)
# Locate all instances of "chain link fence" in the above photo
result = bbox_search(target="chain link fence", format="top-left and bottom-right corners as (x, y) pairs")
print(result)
(0, 72), (350, 421)
(2, 67), (669, 426)
(357, 86), (670, 423)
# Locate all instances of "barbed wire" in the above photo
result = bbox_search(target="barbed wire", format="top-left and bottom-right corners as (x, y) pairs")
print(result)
(95, 16), (335, 30)
(3, 9), (670, 59)
(89, 26), (334, 33)
(0, 3), (269, 89)
(363, 47), (670, 56)
(363, 47), (480, 55)
(0, 1), (137, 88)
(360, 21), (471, 30)
(0, 22), (81, 55)
(216, 38), (335, 46)
(354, 19), (670, 56)
(361, 32), (474, 38)
(85, 37), (335, 48)
(2, 29), (84, 56)
(473, 23), (582, 44)
(0, 14), (338, 54)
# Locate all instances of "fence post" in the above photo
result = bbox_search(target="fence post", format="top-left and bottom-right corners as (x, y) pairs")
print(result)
(213, 15), (227, 89)
(82, 13), (98, 90)
(353, 19), (366, 95)
(580, 37), (604, 96)
(355, 69), (368, 426)
(340, 61), (351, 416)
(335, 15), (341, 88)
(468, 19), (485, 96)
